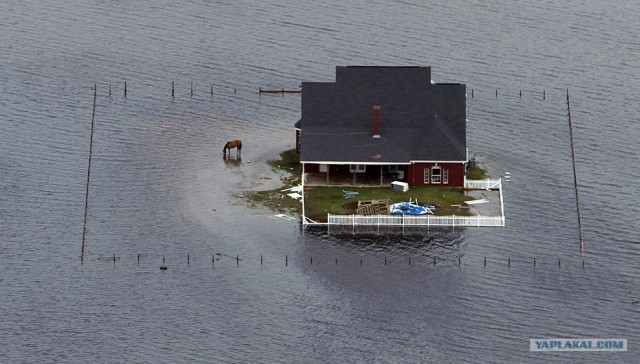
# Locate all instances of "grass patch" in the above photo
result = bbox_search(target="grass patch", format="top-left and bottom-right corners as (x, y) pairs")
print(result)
(245, 149), (302, 215)
(467, 165), (488, 179)
(244, 189), (302, 215)
(303, 185), (472, 222)
(266, 149), (302, 177)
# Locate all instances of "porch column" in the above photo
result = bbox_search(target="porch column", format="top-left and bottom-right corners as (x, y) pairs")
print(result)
(379, 166), (383, 186)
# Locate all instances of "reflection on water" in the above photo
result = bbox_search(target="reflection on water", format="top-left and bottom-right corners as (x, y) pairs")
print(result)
(223, 154), (242, 167)
(304, 226), (465, 257)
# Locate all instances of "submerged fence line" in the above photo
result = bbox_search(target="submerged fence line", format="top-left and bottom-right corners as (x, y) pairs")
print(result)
(93, 253), (589, 270)
(90, 81), (563, 100)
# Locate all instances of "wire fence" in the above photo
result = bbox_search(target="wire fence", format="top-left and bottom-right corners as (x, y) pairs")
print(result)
(88, 253), (590, 271)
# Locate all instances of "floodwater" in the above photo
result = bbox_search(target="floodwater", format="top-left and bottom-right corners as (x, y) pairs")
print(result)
(1, 0), (639, 362)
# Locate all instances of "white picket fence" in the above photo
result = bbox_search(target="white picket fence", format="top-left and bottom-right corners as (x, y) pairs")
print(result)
(327, 214), (504, 227)
(465, 178), (502, 190)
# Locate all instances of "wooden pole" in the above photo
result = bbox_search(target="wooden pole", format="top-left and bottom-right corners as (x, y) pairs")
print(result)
(80, 83), (98, 258)
(566, 88), (584, 252)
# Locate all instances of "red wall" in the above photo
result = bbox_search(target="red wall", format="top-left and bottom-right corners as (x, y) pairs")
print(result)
(407, 162), (466, 187)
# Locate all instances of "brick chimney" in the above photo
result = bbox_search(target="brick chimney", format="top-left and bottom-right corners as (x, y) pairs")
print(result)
(372, 106), (381, 138)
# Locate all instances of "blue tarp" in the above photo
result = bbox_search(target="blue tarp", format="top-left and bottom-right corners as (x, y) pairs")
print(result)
(389, 202), (434, 215)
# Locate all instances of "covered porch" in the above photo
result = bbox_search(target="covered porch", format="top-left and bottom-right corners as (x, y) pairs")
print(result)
(303, 163), (407, 187)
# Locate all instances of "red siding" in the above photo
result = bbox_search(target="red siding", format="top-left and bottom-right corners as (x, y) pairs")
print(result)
(407, 162), (466, 187)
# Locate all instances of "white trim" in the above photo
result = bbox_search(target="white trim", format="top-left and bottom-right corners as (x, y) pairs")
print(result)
(431, 165), (442, 184)
(301, 160), (466, 165)
(301, 161), (411, 165)
(410, 160), (468, 164)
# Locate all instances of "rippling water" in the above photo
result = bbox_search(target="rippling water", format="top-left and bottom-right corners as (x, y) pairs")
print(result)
(1, 0), (639, 362)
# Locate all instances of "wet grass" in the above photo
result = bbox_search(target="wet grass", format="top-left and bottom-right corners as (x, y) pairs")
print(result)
(245, 149), (486, 221)
(467, 165), (488, 179)
(303, 185), (472, 222)
(245, 149), (302, 215)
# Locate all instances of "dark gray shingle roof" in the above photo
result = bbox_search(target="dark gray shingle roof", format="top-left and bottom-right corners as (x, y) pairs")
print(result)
(299, 66), (466, 163)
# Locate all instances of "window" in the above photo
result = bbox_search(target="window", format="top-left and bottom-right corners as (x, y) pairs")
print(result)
(350, 164), (366, 173)
(423, 168), (429, 184)
(443, 169), (449, 184)
(431, 166), (441, 184)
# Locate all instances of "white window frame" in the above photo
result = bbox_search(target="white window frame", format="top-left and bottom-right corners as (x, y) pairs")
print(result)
(431, 166), (441, 184)
(423, 168), (429, 184)
(349, 164), (366, 173)
(443, 168), (449, 184)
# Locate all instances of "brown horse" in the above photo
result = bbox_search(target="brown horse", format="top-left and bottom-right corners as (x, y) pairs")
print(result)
(223, 140), (242, 157)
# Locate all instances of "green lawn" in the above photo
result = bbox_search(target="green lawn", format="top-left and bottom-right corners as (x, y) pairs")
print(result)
(303, 185), (473, 222)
